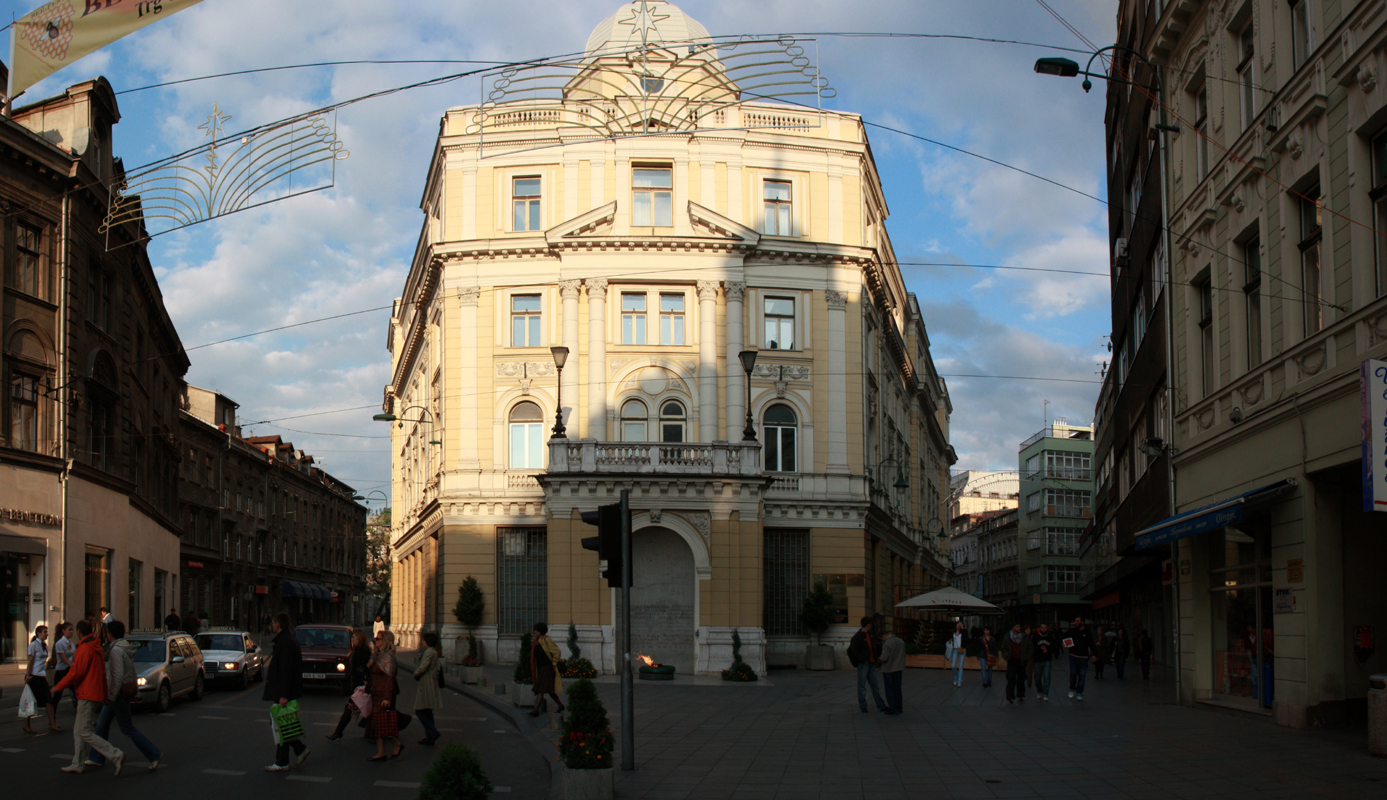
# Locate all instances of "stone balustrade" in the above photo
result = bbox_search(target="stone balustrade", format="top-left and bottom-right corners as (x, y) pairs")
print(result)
(546, 438), (763, 476)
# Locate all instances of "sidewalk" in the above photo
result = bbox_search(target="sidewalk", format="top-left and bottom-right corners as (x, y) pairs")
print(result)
(452, 660), (1387, 800)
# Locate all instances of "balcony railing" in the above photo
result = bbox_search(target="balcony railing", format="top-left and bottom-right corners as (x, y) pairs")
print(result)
(547, 439), (762, 476)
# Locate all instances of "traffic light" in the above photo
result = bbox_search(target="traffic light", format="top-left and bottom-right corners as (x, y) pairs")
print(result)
(579, 502), (625, 588)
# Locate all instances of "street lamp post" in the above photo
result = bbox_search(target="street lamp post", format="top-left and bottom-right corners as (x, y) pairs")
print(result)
(738, 349), (757, 441)
(551, 346), (569, 438)
(371, 406), (441, 445)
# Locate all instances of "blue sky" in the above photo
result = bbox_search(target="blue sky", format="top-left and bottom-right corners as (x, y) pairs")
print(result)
(8, 0), (1117, 500)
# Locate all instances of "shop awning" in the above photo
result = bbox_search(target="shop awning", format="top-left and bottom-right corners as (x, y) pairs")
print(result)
(1133, 478), (1297, 551)
(0, 533), (47, 555)
(281, 580), (332, 600)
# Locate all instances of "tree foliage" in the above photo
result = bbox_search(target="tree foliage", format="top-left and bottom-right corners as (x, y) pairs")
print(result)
(799, 582), (837, 643)
(416, 742), (493, 800)
(365, 508), (393, 606)
(513, 631), (532, 685)
(453, 577), (484, 628)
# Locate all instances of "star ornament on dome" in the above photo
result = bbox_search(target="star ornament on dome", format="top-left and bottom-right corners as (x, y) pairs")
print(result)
(616, 0), (671, 48)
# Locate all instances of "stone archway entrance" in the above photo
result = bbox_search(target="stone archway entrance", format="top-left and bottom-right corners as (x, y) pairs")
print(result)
(617, 526), (696, 674)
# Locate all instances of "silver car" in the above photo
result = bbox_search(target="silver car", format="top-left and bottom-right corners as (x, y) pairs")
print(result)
(129, 633), (206, 712)
(195, 629), (265, 690)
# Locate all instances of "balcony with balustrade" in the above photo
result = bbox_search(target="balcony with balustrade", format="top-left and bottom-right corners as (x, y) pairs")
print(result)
(545, 439), (764, 477)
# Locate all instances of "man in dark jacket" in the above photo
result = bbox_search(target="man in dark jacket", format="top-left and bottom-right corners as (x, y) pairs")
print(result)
(1064, 617), (1095, 701)
(846, 617), (888, 714)
(263, 612), (308, 771)
(1031, 622), (1060, 701)
(1003, 623), (1033, 704)
(163, 609), (181, 632)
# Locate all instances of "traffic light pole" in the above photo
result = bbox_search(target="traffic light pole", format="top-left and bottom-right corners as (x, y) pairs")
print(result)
(620, 488), (634, 771)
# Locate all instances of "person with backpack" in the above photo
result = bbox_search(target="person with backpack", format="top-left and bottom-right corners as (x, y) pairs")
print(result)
(85, 621), (162, 771)
(51, 620), (124, 775)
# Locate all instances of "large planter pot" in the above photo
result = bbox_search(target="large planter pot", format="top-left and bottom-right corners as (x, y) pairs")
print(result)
(512, 682), (536, 707)
(804, 644), (835, 671)
(461, 665), (483, 685)
(564, 765), (614, 800)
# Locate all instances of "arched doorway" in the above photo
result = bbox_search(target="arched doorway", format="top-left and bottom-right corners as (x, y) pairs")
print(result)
(618, 526), (696, 673)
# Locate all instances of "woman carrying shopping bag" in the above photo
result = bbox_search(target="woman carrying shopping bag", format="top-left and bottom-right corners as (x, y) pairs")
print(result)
(22, 624), (62, 735)
(368, 630), (403, 762)
(326, 628), (373, 742)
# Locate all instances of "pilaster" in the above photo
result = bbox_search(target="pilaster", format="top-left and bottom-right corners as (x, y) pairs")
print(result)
(698, 280), (721, 442)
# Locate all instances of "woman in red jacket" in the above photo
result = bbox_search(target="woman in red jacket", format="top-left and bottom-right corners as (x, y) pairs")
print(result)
(51, 620), (124, 775)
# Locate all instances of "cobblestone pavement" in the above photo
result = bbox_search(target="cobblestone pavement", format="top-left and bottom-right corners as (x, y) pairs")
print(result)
(465, 660), (1387, 800)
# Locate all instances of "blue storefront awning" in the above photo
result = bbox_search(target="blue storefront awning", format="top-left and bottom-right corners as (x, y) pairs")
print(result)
(1133, 478), (1297, 551)
(282, 580), (331, 600)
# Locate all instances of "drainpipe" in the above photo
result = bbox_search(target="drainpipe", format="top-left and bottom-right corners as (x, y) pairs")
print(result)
(1156, 62), (1181, 706)
(57, 191), (70, 627)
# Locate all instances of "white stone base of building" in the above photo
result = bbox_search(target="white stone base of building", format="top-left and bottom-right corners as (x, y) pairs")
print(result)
(695, 626), (767, 677)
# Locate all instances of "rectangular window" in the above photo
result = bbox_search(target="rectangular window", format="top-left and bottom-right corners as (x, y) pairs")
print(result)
(14, 223), (43, 297)
(621, 293), (648, 344)
(1027, 491), (1042, 512)
(1199, 277), (1215, 396)
(632, 167), (672, 227)
(10, 374), (39, 452)
(1300, 188), (1323, 336)
(1132, 293), (1147, 351)
(496, 527), (547, 634)
(1043, 488), (1091, 518)
(1291, 0), (1312, 70)
(512, 177), (541, 232)
(1026, 454), (1040, 476)
(88, 400), (111, 470)
(509, 420), (543, 469)
(1044, 451), (1091, 480)
(128, 559), (142, 630)
(1045, 528), (1080, 556)
(511, 294), (542, 347)
(1244, 236), (1262, 367)
(1374, 132), (1387, 297)
(763, 180), (792, 235)
(1046, 565), (1082, 594)
(87, 266), (110, 331)
(763, 530), (809, 636)
(764, 296), (794, 350)
(1195, 86), (1210, 182)
(659, 294), (685, 345)
(1027, 567), (1042, 587)
(1237, 22), (1256, 130)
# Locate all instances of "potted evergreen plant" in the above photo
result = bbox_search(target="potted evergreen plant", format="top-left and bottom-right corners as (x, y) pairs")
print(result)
(417, 742), (493, 800)
(559, 678), (615, 800)
(512, 631), (535, 707)
(800, 582), (837, 670)
(562, 621), (598, 680)
(453, 576), (485, 683)
(720, 630), (758, 681)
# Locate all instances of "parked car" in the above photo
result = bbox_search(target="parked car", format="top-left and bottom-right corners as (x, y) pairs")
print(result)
(294, 625), (353, 694)
(195, 629), (265, 690)
(128, 631), (206, 712)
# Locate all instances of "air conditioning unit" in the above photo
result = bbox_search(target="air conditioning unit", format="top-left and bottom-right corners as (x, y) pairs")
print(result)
(1114, 238), (1130, 269)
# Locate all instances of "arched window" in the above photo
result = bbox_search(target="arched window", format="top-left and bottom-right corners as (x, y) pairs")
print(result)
(508, 401), (545, 469)
(621, 400), (648, 441)
(660, 400), (685, 443)
(763, 404), (797, 472)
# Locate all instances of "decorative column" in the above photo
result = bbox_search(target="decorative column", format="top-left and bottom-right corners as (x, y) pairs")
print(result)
(586, 279), (608, 440)
(724, 282), (746, 441)
(697, 281), (721, 442)
(559, 280), (582, 432)
(458, 287), (481, 476)
(826, 289), (849, 472)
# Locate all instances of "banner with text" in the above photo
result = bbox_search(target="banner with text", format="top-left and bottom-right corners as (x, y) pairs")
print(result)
(1363, 358), (1387, 513)
(9, 0), (205, 99)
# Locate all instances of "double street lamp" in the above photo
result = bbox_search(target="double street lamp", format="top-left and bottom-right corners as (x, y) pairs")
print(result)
(372, 405), (441, 445)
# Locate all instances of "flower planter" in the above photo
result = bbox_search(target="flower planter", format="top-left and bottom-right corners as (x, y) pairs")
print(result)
(512, 682), (536, 707)
(638, 665), (675, 681)
(564, 765), (614, 800)
(461, 665), (483, 685)
(804, 644), (835, 671)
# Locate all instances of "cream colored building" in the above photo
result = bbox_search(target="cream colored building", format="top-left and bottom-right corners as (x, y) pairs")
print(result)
(383, 1), (954, 675)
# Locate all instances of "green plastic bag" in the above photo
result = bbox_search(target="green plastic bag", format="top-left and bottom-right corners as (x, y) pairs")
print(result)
(269, 700), (305, 745)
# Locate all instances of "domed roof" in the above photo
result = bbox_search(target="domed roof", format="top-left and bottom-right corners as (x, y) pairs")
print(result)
(584, 1), (711, 57)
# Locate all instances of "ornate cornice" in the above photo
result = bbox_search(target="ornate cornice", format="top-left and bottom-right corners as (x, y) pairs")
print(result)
(724, 281), (746, 302)
(586, 278), (608, 298)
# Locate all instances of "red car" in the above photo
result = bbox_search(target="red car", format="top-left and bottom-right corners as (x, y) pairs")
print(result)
(293, 625), (353, 694)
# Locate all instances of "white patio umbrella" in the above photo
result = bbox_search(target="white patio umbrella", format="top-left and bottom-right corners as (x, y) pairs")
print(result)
(895, 586), (1004, 613)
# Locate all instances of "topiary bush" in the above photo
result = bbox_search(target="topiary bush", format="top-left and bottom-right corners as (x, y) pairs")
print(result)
(513, 631), (532, 685)
(558, 678), (615, 770)
(454, 577), (484, 628)
(463, 634), (481, 667)
(417, 742), (493, 800)
(559, 620), (598, 678)
(800, 583), (836, 644)
(721, 629), (758, 682)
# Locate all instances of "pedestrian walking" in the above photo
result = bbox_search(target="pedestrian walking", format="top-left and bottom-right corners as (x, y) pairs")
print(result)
(52, 622), (77, 712)
(1093, 626), (1110, 680)
(1137, 628), (1154, 680)
(1023, 624), (1035, 697)
(163, 608), (180, 632)
(263, 612), (310, 772)
(878, 629), (905, 715)
(947, 622), (967, 687)
(367, 630), (403, 762)
(1064, 617), (1095, 701)
(99, 607), (113, 633)
(22, 624), (63, 735)
(528, 623), (566, 718)
(1113, 627), (1130, 680)
(413, 632), (444, 744)
(1003, 623), (1033, 704)
(1031, 622), (1059, 701)
(372, 615), (386, 638)
(51, 620), (123, 775)
(85, 621), (161, 771)
(977, 628), (996, 688)
(847, 617), (888, 713)
(326, 628), (373, 742)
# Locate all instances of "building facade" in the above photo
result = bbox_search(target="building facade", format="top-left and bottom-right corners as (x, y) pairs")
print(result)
(1129, 0), (1387, 727)
(383, 0), (955, 675)
(948, 470), (1020, 532)
(1015, 423), (1094, 627)
(176, 386), (370, 630)
(1, 74), (189, 659)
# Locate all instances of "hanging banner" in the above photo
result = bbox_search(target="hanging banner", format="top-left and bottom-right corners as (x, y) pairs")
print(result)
(1363, 358), (1387, 512)
(9, 0), (206, 100)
